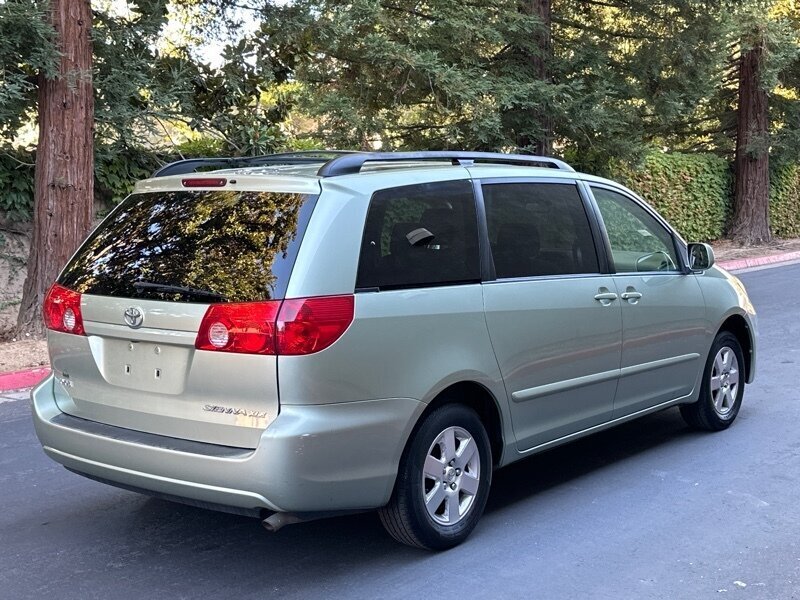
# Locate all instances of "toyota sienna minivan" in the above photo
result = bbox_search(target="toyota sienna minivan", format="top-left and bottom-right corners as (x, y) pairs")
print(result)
(32, 151), (756, 549)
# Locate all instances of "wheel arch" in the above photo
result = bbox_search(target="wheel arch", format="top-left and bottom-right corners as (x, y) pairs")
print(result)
(718, 313), (754, 382)
(400, 381), (506, 471)
(425, 381), (505, 467)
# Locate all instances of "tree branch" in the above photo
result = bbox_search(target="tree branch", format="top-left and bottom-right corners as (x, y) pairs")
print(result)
(154, 116), (185, 160)
(553, 17), (667, 41)
(379, 3), (437, 22)
(1, 152), (34, 167)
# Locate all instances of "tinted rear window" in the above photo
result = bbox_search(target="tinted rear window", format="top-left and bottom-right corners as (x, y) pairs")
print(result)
(356, 180), (480, 290)
(483, 182), (599, 278)
(59, 190), (317, 302)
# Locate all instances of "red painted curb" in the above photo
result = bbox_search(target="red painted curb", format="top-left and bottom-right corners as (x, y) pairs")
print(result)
(718, 249), (800, 272)
(0, 367), (51, 393)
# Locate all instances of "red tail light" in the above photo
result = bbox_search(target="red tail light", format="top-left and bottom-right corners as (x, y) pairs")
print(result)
(195, 301), (281, 354)
(195, 295), (354, 356)
(277, 295), (355, 355)
(43, 283), (85, 335)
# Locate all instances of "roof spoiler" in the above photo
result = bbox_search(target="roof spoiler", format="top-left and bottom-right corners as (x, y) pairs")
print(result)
(151, 151), (357, 178)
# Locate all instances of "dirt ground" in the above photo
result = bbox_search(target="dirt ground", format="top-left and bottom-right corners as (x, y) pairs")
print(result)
(712, 237), (800, 261)
(0, 339), (49, 373)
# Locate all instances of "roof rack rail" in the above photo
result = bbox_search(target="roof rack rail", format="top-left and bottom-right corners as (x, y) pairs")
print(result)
(316, 151), (574, 177)
(151, 150), (357, 178)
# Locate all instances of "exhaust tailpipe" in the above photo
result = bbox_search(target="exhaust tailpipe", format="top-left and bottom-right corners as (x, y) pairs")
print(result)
(261, 512), (305, 533)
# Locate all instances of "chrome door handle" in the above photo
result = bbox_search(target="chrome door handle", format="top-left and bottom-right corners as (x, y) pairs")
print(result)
(621, 291), (643, 303)
(594, 292), (618, 306)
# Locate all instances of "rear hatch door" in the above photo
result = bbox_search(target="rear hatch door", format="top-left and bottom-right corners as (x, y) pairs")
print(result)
(50, 181), (318, 448)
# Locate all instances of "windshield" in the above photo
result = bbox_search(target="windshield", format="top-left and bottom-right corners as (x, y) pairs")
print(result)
(59, 190), (318, 302)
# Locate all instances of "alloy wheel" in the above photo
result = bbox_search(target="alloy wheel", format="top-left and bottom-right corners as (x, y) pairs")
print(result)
(421, 426), (481, 526)
(710, 346), (740, 416)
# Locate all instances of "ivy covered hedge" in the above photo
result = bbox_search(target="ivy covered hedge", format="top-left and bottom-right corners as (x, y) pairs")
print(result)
(618, 153), (800, 242)
(616, 152), (731, 242)
(94, 146), (162, 207)
(0, 146), (162, 221)
(770, 163), (800, 238)
(0, 149), (35, 222)
(2, 146), (800, 243)
(0, 143), (213, 222)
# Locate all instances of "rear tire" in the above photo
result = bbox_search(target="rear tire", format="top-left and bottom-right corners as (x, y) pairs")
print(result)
(379, 404), (492, 550)
(680, 331), (745, 431)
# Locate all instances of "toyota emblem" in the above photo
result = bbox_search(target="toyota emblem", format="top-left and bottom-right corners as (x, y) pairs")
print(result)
(124, 306), (144, 329)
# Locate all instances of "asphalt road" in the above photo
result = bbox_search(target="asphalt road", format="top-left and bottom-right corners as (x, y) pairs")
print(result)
(2, 265), (800, 600)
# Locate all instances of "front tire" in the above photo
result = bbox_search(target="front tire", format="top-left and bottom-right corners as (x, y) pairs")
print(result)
(379, 404), (492, 550)
(680, 331), (745, 431)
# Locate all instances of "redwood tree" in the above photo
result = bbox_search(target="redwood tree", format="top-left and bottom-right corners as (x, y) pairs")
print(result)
(17, 0), (94, 335)
(729, 28), (771, 245)
(505, 0), (554, 155)
(529, 0), (553, 156)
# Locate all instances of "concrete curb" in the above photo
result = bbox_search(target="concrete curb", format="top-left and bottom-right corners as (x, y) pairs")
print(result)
(717, 250), (800, 272)
(0, 367), (50, 393)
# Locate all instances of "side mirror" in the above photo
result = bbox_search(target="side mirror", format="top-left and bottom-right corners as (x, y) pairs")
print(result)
(688, 243), (715, 271)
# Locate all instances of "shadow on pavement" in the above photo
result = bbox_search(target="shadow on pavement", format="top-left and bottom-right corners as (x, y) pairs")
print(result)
(134, 409), (696, 539)
(9, 405), (705, 599)
(485, 407), (696, 514)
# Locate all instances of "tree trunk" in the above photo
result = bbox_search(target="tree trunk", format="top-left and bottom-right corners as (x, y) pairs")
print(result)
(17, 0), (94, 336)
(729, 33), (771, 245)
(511, 0), (554, 156)
(530, 0), (553, 156)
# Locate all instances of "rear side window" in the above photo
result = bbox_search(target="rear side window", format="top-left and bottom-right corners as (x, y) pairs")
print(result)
(59, 190), (317, 302)
(356, 180), (480, 290)
(483, 182), (599, 278)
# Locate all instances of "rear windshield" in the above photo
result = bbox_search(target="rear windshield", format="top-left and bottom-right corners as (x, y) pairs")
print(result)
(59, 190), (318, 302)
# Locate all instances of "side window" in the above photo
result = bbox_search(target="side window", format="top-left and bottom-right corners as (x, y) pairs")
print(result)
(356, 180), (480, 290)
(483, 182), (599, 278)
(591, 187), (680, 273)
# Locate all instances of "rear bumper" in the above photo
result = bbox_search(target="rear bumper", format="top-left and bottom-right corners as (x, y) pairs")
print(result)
(32, 375), (424, 514)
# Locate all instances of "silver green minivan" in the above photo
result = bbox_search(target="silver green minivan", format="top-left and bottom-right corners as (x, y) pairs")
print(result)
(32, 151), (756, 549)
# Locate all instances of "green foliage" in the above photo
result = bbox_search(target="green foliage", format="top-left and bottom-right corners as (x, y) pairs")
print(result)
(770, 162), (800, 237)
(90, 0), (172, 146)
(1, 0), (290, 155)
(1, 0), (798, 245)
(91, 1), (286, 154)
(285, 137), (327, 152)
(617, 152), (731, 241)
(150, 36), (295, 156)
(557, 1), (734, 159)
(0, 146), (161, 218)
(0, 0), (58, 137)
(176, 137), (225, 158)
(0, 150), (35, 221)
(95, 145), (161, 206)
(228, 0), (736, 161)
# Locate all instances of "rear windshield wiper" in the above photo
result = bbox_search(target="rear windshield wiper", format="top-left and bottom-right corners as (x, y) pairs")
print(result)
(133, 281), (227, 302)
